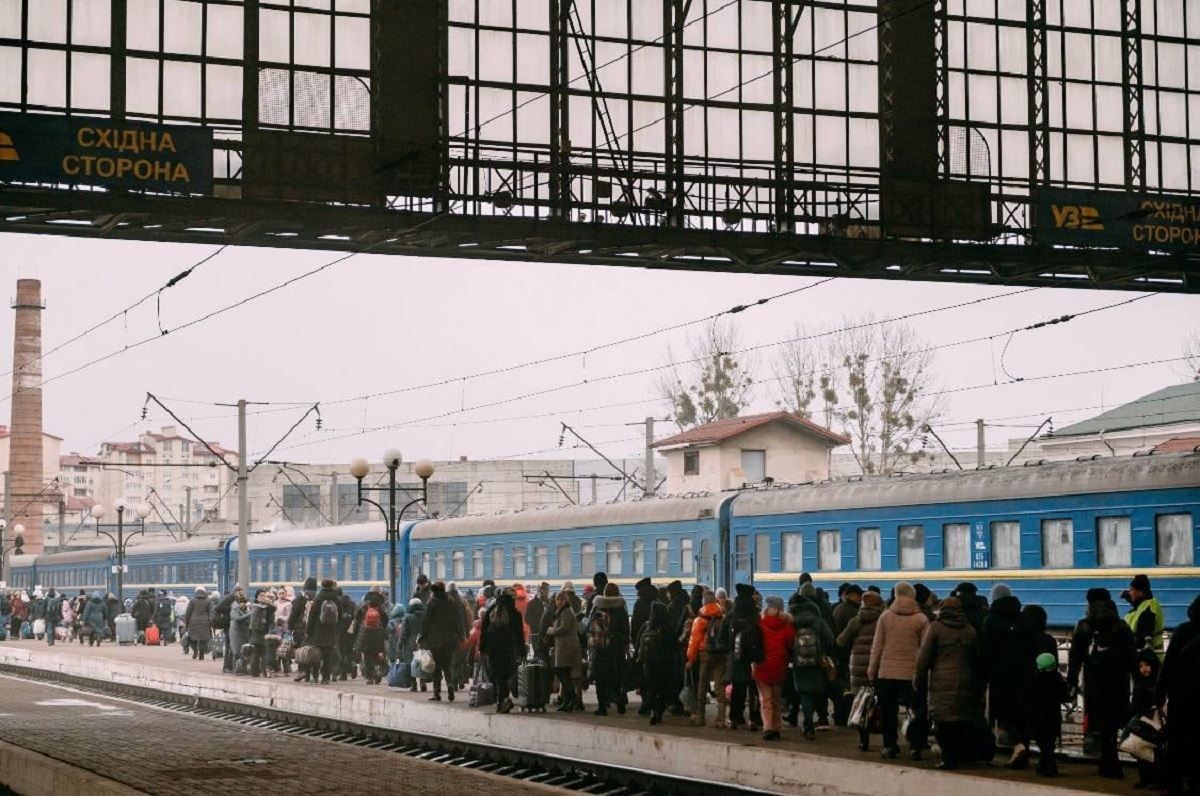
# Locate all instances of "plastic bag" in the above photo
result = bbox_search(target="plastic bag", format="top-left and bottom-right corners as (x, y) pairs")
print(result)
(1119, 712), (1164, 764)
(414, 648), (436, 675)
(679, 684), (698, 713)
(848, 685), (876, 730)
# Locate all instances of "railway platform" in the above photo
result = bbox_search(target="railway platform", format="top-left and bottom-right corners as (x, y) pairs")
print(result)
(0, 640), (1138, 796)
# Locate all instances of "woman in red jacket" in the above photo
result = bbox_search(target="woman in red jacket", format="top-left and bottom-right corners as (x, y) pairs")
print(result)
(753, 595), (796, 741)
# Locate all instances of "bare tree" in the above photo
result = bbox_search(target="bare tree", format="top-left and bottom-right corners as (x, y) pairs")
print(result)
(1185, 328), (1200, 382)
(775, 316), (941, 475)
(660, 320), (754, 429)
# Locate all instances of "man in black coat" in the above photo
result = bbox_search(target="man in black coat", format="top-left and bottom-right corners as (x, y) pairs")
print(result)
(525, 582), (550, 647)
(213, 588), (240, 672)
(290, 577), (318, 682)
(979, 583), (1036, 768)
(665, 580), (689, 715)
(479, 588), (526, 712)
(1156, 594), (1200, 795)
(305, 579), (343, 684)
(1068, 588), (1137, 779)
(131, 590), (154, 634)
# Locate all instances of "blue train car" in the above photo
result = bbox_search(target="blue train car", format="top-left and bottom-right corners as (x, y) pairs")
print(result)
(405, 494), (733, 595)
(732, 453), (1200, 627)
(122, 536), (227, 599)
(4, 549), (113, 597)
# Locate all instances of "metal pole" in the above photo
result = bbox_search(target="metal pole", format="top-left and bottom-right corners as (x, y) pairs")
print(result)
(116, 507), (124, 604)
(643, 417), (656, 497)
(58, 498), (65, 550)
(976, 418), (986, 467)
(387, 466), (397, 603)
(184, 486), (192, 527)
(330, 471), (339, 526)
(237, 399), (249, 591)
(3, 470), (9, 529)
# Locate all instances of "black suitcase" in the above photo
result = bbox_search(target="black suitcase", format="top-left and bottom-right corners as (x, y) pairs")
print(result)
(960, 716), (997, 763)
(514, 659), (551, 712)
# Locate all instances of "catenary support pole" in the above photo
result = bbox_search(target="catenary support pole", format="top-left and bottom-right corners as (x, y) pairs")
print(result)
(976, 418), (986, 467)
(330, 471), (339, 526)
(644, 417), (656, 497)
(237, 399), (249, 591)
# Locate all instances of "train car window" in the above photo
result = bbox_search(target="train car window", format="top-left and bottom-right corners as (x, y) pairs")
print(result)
(655, 539), (669, 574)
(1097, 517), (1132, 567)
(172, 564), (179, 582)
(680, 538), (693, 574)
(818, 530), (840, 571)
(357, 554), (365, 582)
(756, 534), (771, 572)
(162, 565), (169, 583)
(943, 524), (971, 569)
(344, 555), (352, 582)
(782, 532), (803, 571)
(1156, 514), (1194, 566)
(255, 559), (264, 583)
(436, 551), (447, 580)
(266, 559), (275, 583)
(1041, 519), (1074, 567)
(556, 545), (570, 576)
(606, 541), (623, 575)
(473, 548), (484, 579)
(735, 535), (750, 571)
(420, 552), (430, 577)
(316, 557), (324, 579)
(857, 529), (881, 570)
(990, 522), (1020, 568)
(450, 550), (463, 579)
(533, 546), (548, 577)
(632, 540), (646, 574)
(279, 559), (288, 582)
(492, 547), (504, 578)
(899, 526), (925, 570)
(512, 547), (527, 578)
(581, 542), (596, 575)
(369, 555), (378, 582)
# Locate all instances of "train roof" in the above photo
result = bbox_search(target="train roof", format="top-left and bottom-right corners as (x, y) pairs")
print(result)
(733, 452), (1200, 518)
(123, 534), (232, 558)
(411, 494), (734, 541)
(5, 547), (113, 569)
(240, 521), (390, 550)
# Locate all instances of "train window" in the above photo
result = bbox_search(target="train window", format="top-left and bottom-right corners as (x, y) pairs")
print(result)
(162, 565), (169, 582)
(556, 545), (571, 576)
(343, 555), (352, 582)
(265, 560), (274, 583)
(316, 557), (324, 579)
(473, 549), (484, 579)
(255, 559), (263, 583)
(581, 543), (596, 575)
(1041, 519), (1074, 567)
(782, 533), (803, 571)
(756, 534), (771, 572)
(436, 551), (447, 580)
(1156, 514), (1194, 566)
(533, 546), (548, 577)
(857, 528), (881, 570)
(943, 524), (971, 569)
(899, 526), (925, 570)
(606, 541), (623, 575)
(735, 535), (750, 571)
(990, 522), (1020, 568)
(369, 555), (378, 582)
(453, 550), (466, 580)
(680, 538), (693, 574)
(512, 547), (527, 578)
(818, 530), (840, 571)
(279, 559), (288, 582)
(1097, 517), (1132, 567)
(655, 539), (669, 574)
(632, 540), (645, 574)
(492, 547), (504, 577)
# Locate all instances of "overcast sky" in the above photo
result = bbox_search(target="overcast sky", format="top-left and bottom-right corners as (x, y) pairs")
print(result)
(0, 231), (1196, 467)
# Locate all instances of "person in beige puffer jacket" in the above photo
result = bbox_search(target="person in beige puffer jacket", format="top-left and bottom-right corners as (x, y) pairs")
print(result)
(867, 581), (930, 759)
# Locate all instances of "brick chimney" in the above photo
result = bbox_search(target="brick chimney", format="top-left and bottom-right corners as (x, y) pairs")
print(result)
(8, 279), (45, 553)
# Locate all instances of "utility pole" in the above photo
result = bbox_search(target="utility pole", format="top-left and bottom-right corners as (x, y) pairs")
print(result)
(590, 474), (597, 505)
(2, 470), (9, 527)
(330, 471), (339, 525)
(184, 486), (192, 527)
(643, 416), (656, 497)
(237, 399), (249, 591)
(976, 418), (986, 467)
(57, 498), (65, 550)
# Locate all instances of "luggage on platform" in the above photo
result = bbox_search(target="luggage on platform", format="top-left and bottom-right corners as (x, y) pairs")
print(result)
(960, 715), (997, 764)
(145, 624), (160, 646)
(388, 660), (413, 689)
(469, 680), (496, 708)
(114, 613), (137, 645)
(32, 619), (46, 639)
(514, 658), (550, 712)
(54, 626), (68, 641)
(20, 621), (33, 640)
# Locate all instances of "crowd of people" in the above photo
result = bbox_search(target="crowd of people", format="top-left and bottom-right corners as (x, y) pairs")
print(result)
(3, 572), (1196, 794)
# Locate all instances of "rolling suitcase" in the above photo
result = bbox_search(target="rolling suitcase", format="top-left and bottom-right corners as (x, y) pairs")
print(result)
(114, 613), (137, 645)
(145, 624), (160, 646)
(514, 658), (550, 712)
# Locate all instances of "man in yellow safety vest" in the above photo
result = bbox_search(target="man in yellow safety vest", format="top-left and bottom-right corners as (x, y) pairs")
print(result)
(1124, 573), (1165, 659)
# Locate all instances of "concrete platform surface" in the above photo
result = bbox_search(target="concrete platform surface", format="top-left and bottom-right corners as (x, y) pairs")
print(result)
(0, 640), (1139, 796)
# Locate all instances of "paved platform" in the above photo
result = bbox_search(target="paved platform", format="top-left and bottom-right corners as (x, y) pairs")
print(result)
(0, 639), (1137, 796)
(0, 669), (558, 796)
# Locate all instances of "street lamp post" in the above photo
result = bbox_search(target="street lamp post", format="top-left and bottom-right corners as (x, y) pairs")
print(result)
(91, 500), (152, 604)
(0, 519), (26, 584)
(350, 452), (434, 603)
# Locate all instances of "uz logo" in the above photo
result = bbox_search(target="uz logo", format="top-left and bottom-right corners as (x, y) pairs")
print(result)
(1051, 204), (1104, 231)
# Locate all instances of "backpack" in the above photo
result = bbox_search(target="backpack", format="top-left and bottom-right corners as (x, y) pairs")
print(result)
(734, 623), (765, 665)
(156, 598), (173, 623)
(249, 604), (268, 633)
(588, 609), (611, 650)
(212, 598), (232, 631)
(637, 626), (662, 664)
(705, 614), (728, 654)
(319, 599), (340, 627)
(363, 605), (383, 631)
(793, 624), (820, 667)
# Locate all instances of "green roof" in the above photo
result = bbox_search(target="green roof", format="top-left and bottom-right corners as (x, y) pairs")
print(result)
(1048, 383), (1200, 438)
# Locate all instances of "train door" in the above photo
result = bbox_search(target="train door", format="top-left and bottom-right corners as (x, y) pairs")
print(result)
(731, 533), (754, 587)
(697, 538), (716, 587)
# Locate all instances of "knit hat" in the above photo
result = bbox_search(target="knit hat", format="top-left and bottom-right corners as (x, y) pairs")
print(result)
(1036, 653), (1057, 672)
(862, 591), (884, 608)
(990, 583), (1013, 603)
(1130, 573), (1151, 592)
(734, 583), (754, 598)
(303, 577), (318, 592)
(843, 584), (863, 597)
(764, 595), (785, 612)
(799, 582), (818, 599)
(894, 581), (916, 599)
(953, 581), (978, 596)
(1086, 587), (1112, 604)
(914, 583), (931, 604)
(320, 578), (336, 590)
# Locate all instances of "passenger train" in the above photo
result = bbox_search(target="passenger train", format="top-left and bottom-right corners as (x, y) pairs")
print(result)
(7, 452), (1198, 628)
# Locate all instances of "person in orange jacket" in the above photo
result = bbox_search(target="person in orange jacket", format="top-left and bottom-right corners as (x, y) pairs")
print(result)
(685, 590), (730, 727)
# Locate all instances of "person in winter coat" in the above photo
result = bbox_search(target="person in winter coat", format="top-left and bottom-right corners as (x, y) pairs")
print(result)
(1067, 588), (1137, 779)
(289, 578), (318, 681)
(664, 580), (690, 715)
(838, 589), (883, 751)
(183, 587), (213, 658)
(589, 582), (631, 716)
(81, 591), (108, 646)
(245, 590), (276, 677)
(104, 593), (120, 639)
(398, 598), (426, 692)
(479, 587), (525, 713)
(419, 581), (466, 701)
(153, 591), (174, 643)
(720, 583), (762, 731)
(1156, 594), (1200, 795)
(831, 585), (862, 722)
(1126, 648), (1162, 788)
(1124, 573), (1164, 659)
(549, 590), (584, 712)
(629, 577), (657, 711)
(1027, 651), (1068, 777)
(525, 582), (551, 647)
(685, 590), (727, 727)
(637, 601), (675, 725)
(979, 583), (1037, 768)
(951, 582), (987, 634)
(353, 589), (389, 684)
(336, 591), (358, 681)
(131, 590), (153, 633)
(305, 579), (343, 684)
(385, 602), (406, 663)
(412, 573), (432, 604)
(867, 581), (930, 759)
(913, 596), (979, 769)
(787, 594), (835, 739)
(228, 592), (252, 673)
(43, 590), (63, 646)
(447, 583), (472, 688)
(60, 592), (76, 640)
(753, 596), (795, 741)
(174, 592), (190, 651)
